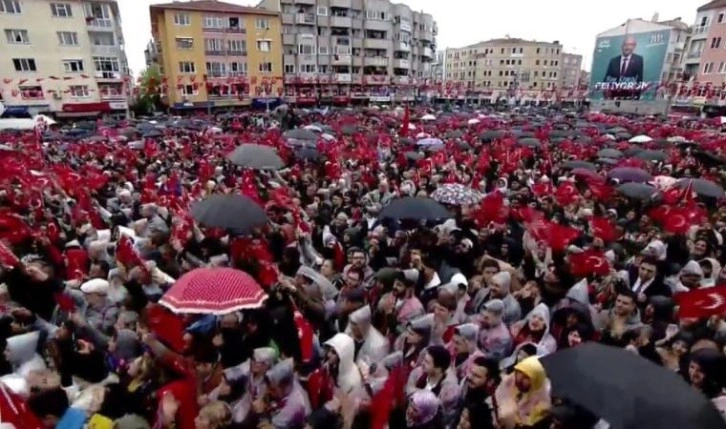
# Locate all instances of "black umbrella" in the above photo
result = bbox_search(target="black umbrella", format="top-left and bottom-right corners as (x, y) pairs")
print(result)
(227, 144), (284, 170)
(617, 183), (657, 200)
(294, 147), (321, 161)
(675, 178), (725, 199)
(190, 194), (268, 230)
(480, 130), (505, 142)
(634, 150), (668, 162)
(561, 160), (597, 171)
(404, 151), (424, 161)
(597, 148), (623, 159)
(608, 167), (653, 183)
(542, 343), (726, 429)
(379, 197), (451, 221)
(518, 137), (542, 148)
(283, 129), (318, 141)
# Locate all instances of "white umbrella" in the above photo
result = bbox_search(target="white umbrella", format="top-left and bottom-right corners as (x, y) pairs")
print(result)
(421, 114), (436, 121)
(408, 123), (416, 130)
(468, 118), (481, 125)
(629, 135), (653, 143)
(303, 125), (323, 133)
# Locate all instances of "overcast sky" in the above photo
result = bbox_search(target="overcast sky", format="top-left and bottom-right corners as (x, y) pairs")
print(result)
(119, 0), (700, 76)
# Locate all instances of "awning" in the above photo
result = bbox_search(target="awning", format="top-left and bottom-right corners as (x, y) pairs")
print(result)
(62, 102), (110, 113)
(2, 106), (29, 116)
(172, 102), (214, 109)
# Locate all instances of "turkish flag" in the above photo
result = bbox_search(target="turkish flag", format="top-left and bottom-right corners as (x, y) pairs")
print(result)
(674, 285), (726, 319)
(0, 382), (44, 429)
(0, 241), (19, 268)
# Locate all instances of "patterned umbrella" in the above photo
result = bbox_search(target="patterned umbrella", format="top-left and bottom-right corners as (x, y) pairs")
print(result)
(160, 267), (267, 314)
(431, 183), (483, 205)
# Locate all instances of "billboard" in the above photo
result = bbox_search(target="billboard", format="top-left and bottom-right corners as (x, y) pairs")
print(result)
(589, 29), (670, 100)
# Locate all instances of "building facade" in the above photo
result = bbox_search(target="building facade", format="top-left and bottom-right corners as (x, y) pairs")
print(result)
(444, 38), (566, 99)
(691, 1), (726, 86)
(429, 49), (445, 82)
(0, 0), (130, 117)
(258, 0), (437, 104)
(559, 53), (583, 89)
(149, 0), (283, 110)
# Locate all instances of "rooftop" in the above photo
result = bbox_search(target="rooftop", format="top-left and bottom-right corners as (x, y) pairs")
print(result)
(451, 38), (562, 50)
(698, 0), (726, 11)
(150, 0), (278, 16)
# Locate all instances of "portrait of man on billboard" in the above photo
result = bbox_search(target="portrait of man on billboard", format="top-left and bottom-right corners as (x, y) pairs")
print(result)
(602, 37), (645, 99)
(604, 37), (644, 82)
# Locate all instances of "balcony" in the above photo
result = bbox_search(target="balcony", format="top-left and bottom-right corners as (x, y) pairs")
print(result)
(296, 13), (316, 25)
(364, 19), (391, 32)
(283, 34), (295, 45)
(364, 38), (392, 50)
(282, 13), (294, 25)
(205, 50), (226, 56)
(334, 73), (352, 83)
(330, 16), (352, 27)
(421, 30), (434, 42)
(393, 59), (410, 69)
(330, 0), (352, 7)
(86, 18), (114, 31)
(227, 50), (247, 57)
(363, 56), (388, 67)
(332, 54), (352, 65)
(227, 27), (245, 34)
(203, 26), (226, 33)
(687, 50), (702, 59)
(294, 0), (316, 4)
(91, 45), (119, 56)
(395, 42), (410, 52)
(694, 25), (709, 35)
(393, 75), (411, 85)
(422, 47), (433, 58)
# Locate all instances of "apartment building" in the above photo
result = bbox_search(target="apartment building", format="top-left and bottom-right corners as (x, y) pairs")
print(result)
(429, 49), (445, 82)
(445, 38), (564, 97)
(149, 0), (283, 110)
(690, 0), (726, 86)
(258, 0), (437, 104)
(0, 0), (130, 117)
(559, 53), (583, 89)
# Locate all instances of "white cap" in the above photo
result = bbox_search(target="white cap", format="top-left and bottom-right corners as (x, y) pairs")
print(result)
(80, 278), (110, 295)
(450, 273), (468, 287)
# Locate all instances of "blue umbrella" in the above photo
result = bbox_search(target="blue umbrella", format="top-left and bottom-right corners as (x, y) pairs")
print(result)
(607, 167), (652, 183)
(416, 138), (444, 147)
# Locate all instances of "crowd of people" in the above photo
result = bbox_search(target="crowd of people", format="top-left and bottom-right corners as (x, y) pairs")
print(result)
(0, 104), (725, 429)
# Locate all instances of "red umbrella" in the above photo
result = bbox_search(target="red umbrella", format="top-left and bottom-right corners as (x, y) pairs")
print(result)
(159, 267), (267, 315)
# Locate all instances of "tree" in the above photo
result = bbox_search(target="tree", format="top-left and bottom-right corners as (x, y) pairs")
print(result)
(132, 65), (166, 115)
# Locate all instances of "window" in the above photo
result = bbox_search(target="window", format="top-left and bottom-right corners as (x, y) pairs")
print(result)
(205, 38), (223, 52)
(300, 64), (316, 73)
(176, 37), (193, 50)
(317, 6), (328, 16)
(93, 56), (120, 77)
(255, 19), (270, 29)
(205, 61), (226, 78)
(179, 61), (196, 73)
(227, 39), (246, 54)
(719, 62), (726, 73)
(69, 85), (90, 98)
(229, 62), (247, 75)
(259, 62), (272, 73)
(284, 64), (295, 74)
(4, 29), (29, 44)
(257, 40), (271, 52)
(19, 86), (43, 99)
(12, 58), (36, 72)
(174, 13), (190, 26)
(84, 2), (110, 25)
(203, 16), (225, 28)
(89, 32), (114, 46)
(57, 31), (79, 46)
(0, 0), (21, 13)
(712, 37), (722, 49)
(319, 46), (328, 55)
(704, 62), (715, 74)
(63, 59), (84, 72)
(180, 84), (197, 96)
(720, 13), (725, 23)
(365, 10), (387, 20)
(298, 44), (314, 54)
(50, 3), (72, 17)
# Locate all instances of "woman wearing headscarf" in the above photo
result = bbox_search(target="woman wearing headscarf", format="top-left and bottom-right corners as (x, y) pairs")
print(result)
(406, 345), (460, 427)
(406, 390), (444, 429)
(307, 333), (363, 410)
(687, 348), (726, 399)
(509, 303), (557, 354)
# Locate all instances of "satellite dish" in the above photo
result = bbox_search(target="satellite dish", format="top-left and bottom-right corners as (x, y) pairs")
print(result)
(0, 102), (4, 117)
